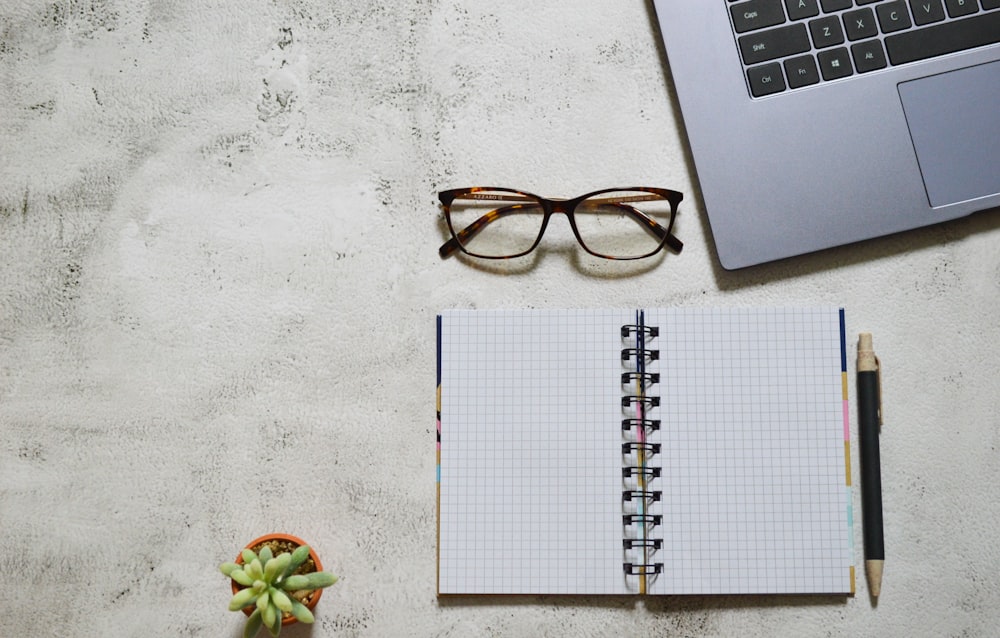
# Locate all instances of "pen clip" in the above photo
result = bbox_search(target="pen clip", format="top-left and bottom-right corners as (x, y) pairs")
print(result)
(875, 355), (883, 427)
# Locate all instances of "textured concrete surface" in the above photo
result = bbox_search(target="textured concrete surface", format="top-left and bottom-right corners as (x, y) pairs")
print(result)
(1, 1), (999, 636)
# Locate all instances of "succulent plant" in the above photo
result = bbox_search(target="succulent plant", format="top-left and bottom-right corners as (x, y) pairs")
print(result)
(220, 543), (338, 638)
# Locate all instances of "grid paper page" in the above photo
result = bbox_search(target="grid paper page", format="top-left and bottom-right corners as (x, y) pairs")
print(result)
(647, 307), (852, 595)
(438, 309), (632, 594)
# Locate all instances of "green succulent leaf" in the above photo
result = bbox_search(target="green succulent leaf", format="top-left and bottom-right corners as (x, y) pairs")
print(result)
(243, 608), (263, 638)
(229, 568), (254, 587)
(301, 572), (338, 589)
(281, 571), (337, 592)
(264, 553), (291, 583)
(289, 600), (315, 624)
(267, 605), (283, 637)
(256, 589), (270, 613)
(259, 546), (273, 565)
(228, 586), (258, 611)
(287, 545), (311, 574)
(280, 575), (309, 591)
(219, 562), (241, 577)
(241, 549), (258, 564)
(252, 580), (267, 594)
(270, 588), (293, 612)
(261, 602), (278, 635)
(246, 559), (264, 581)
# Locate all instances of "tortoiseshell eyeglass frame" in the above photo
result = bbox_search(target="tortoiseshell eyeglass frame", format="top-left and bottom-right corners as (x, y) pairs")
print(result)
(438, 187), (684, 260)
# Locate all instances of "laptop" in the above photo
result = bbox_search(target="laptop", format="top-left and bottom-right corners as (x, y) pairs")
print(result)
(652, 0), (1000, 269)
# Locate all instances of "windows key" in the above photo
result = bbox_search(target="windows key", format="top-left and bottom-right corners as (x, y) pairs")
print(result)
(818, 47), (854, 80)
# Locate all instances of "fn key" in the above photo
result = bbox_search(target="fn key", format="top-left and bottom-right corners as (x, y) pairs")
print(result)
(747, 62), (786, 96)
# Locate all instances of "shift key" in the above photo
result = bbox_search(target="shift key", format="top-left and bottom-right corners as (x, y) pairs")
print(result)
(739, 23), (811, 65)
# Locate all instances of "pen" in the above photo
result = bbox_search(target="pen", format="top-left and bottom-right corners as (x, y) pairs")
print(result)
(857, 333), (884, 598)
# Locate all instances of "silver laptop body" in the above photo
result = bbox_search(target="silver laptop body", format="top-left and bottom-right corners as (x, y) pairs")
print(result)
(653, 0), (1000, 269)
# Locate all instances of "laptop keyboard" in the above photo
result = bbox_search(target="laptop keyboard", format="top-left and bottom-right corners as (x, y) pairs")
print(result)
(728, 0), (1000, 96)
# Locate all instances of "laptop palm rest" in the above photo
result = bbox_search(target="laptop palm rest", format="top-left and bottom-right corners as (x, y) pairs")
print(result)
(898, 60), (1000, 208)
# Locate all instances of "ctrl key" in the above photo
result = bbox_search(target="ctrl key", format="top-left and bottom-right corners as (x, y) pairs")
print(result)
(747, 62), (786, 96)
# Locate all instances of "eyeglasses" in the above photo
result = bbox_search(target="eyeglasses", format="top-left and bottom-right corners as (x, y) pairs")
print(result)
(438, 187), (684, 260)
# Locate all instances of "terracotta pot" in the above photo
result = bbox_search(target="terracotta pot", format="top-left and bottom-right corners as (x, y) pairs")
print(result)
(230, 533), (325, 626)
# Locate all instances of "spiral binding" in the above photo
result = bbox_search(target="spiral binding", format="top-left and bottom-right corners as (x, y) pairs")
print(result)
(621, 325), (660, 339)
(622, 466), (661, 479)
(623, 563), (663, 576)
(622, 371), (660, 385)
(623, 538), (663, 550)
(622, 442), (661, 454)
(621, 347), (659, 362)
(623, 513), (663, 526)
(620, 314), (664, 589)
(622, 417), (660, 432)
(622, 489), (662, 502)
(622, 395), (661, 408)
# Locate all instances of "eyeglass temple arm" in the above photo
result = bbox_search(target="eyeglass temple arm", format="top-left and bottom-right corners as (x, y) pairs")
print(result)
(613, 204), (683, 253)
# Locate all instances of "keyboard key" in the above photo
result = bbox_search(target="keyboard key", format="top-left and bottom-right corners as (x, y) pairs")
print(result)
(844, 8), (880, 40)
(910, 0), (947, 23)
(784, 55), (821, 87)
(738, 23), (811, 64)
(982, 0), (1000, 9)
(820, 0), (852, 10)
(818, 47), (854, 79)
(785, 0), (820, 20)
(877, 1), (913, 32)
(810, 15), (846, 47)
(731, 0), (787, 33)
(885, 10), (1000, 63)
(945, 0), (979, 16)
(851, 40), (889, 72)
(747, 62), (787, 96)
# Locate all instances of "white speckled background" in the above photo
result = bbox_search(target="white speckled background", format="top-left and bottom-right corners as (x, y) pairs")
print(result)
(1, 1), (999, 636)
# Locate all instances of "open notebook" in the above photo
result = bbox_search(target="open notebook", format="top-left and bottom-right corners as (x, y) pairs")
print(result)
(436, 308), (854, 595)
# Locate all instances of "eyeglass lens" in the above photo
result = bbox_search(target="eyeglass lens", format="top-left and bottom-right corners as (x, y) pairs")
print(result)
(573, 190), (672, 258)
(446, 191), (544, 258)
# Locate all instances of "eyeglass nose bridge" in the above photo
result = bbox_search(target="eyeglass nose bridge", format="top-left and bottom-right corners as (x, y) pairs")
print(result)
(536, 198), (586, 238)
(533, 198), (586, 246)
(543, 198), (577, 216)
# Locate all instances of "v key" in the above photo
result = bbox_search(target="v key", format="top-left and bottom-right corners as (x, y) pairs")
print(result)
(909, 0), (946, 24)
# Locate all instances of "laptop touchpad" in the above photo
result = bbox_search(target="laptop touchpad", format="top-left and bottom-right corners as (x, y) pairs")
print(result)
(898, 60), (1000, 208)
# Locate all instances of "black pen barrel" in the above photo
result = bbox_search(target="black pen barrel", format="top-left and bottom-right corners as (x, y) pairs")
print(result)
(858, 370), (884, 560)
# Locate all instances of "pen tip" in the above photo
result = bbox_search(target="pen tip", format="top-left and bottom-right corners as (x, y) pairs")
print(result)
(866, 560), (883, 598)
